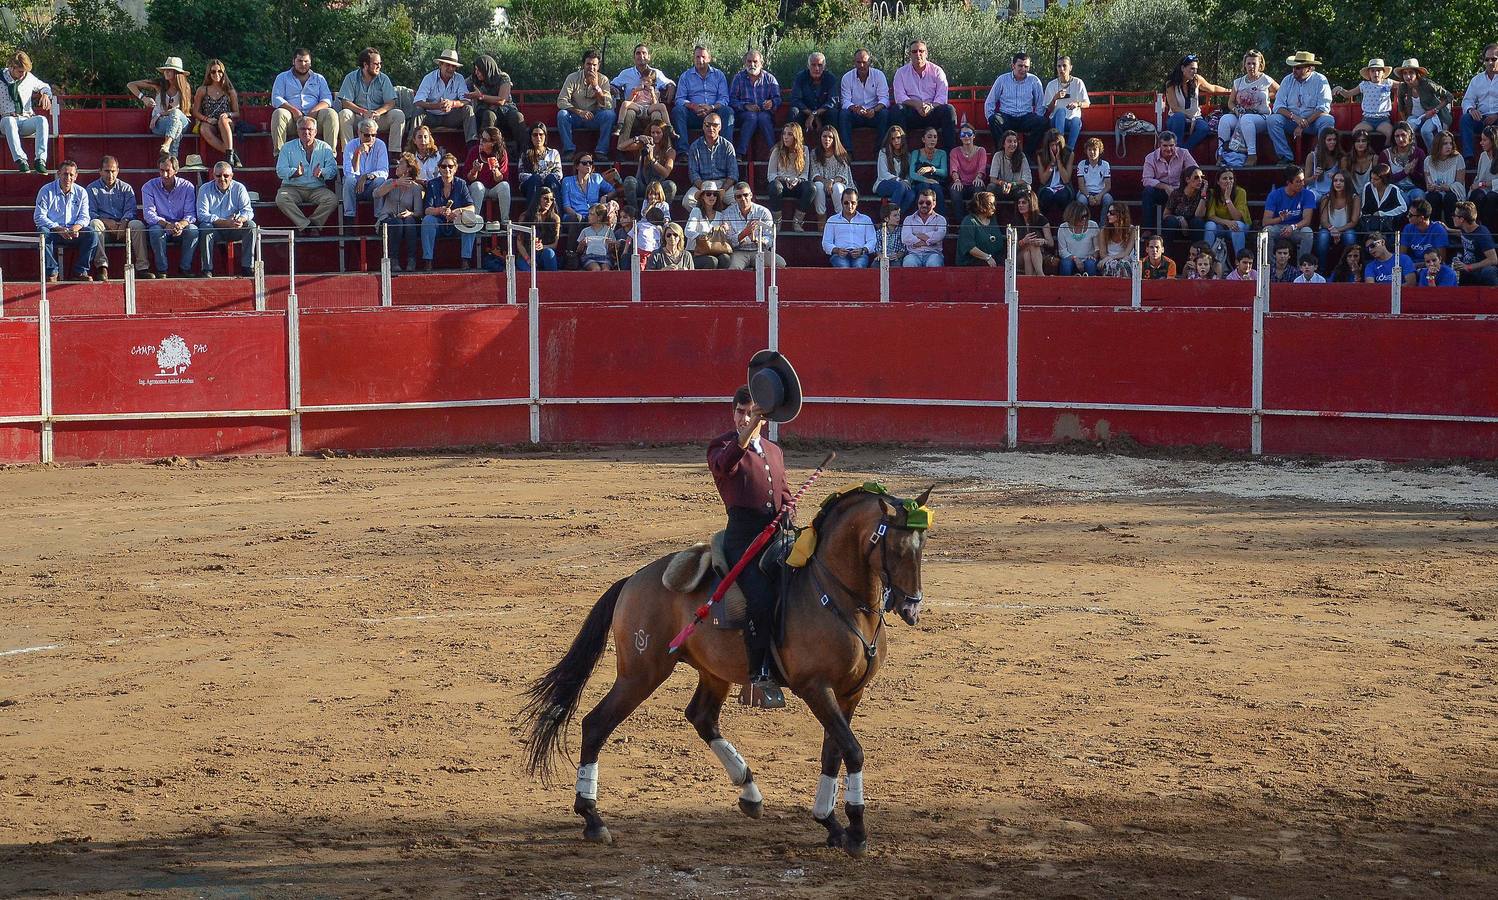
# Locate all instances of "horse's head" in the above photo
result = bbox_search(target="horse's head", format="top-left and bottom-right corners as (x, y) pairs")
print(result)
(876, 485), (933, 626)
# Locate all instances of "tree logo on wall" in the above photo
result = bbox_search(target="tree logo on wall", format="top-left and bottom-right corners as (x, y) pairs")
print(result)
(155, 335), (192, 377)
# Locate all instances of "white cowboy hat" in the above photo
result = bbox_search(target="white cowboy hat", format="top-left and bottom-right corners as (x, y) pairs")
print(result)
(1284, 51), (1323, 68)
(433, 50), (463, 69)
(1361, 58), (1392, 80)
(1396, 58), (1428, 78)
(454, 209), (485, 234)
(157, 57), (189, 76)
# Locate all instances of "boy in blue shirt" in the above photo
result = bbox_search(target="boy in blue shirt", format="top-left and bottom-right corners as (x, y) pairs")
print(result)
(1361, 232), (1415, 284)
(1415, 247), (1458, 286)
(1399, 199), (1449, 261)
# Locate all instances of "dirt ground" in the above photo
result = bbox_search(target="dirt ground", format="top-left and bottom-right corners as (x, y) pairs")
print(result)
(1, 447), (1495, 899)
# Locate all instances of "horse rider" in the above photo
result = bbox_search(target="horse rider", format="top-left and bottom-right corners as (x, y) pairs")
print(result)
(707, 385), (793, 708)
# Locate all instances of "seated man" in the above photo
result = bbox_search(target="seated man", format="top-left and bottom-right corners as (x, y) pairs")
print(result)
(716, 181), (783, 270)
(1459, 44), (1498, 158)
(466, 54), (525, 149)
(1269, 51), (1335, 163)
(1400, 199), (1449, 261)
(672, 45), (733, 152)
(893, 40), (956, 149)
(337, 47), (405, 154)
(0, 51), (54, 174)
(901, 189), (946, 267)
(141, 155), (198, 278)
(270, 48), (338, 153)
(414, 50), (472, 135)
(1140, 132), (1197, 231)
(611, 43), (673, 144)
(682, 113), (739, 209)
(196, 161), (256, 278)
(838, 48), (889, 157)
(274, 116), (339, 235)
(33, 159), (97, 283)
(1452, 201), (1498, 286)
(789, 52), (838, 139)
(822, 188), (876, 267)
(1262, 164), (1317, 260)
(1361, 232), (1415, 285)
(86, 155), (147, 280)
(557, 49), (617, 161)
(1416, 247), (1458, 286)
(729, 51), (780, 158)
(342, 118), (390, 219)
(985, 52), (1047, 155)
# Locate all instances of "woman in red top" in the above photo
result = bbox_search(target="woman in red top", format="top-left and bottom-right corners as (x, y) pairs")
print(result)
(464, 126), (512, 223)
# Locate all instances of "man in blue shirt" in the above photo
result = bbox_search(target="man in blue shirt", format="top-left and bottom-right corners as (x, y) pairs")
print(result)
(33, 160), (97, 282)
(672, 45), (733, 152)
(1416, 248), (1458, 286)
(270, 48), (338, 153)
(729, 51), (780, 158)
(197, 162), (256, 277)
(274, 116), (339, 235)
(1399, 200), (1449, 261)
(984, 52), (1046, 155)
(1262, 165), (1316, 259)
(789, 52), (837, 139)
(85, 155), (147, 280)
(1361, 233), (1415, 284)
(1269, 51), (1335, 163)
(1453, 201), (1498, 286)
(337, 47), (404, 155)
(683, 113), (739, 210)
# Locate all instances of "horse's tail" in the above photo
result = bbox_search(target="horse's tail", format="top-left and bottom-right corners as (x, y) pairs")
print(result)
(519, 577), (627, 783)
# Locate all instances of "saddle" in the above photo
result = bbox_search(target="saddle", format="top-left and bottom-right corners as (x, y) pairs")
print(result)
(660, 528), (795, 630)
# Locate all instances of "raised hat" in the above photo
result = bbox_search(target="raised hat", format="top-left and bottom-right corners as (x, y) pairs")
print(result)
(1285, 51), (1323, 68)
(747, 349), (802, 424)
(433, 49), (463, 68)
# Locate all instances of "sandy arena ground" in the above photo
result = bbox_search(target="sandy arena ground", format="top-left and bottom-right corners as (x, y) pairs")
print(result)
(1, 447), (1496, 899)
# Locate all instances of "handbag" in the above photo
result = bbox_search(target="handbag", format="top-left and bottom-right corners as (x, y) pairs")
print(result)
(694, 233), (732, 256)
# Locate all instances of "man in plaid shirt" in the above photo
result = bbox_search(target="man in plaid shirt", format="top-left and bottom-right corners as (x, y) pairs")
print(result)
(730, 51), (781, 158)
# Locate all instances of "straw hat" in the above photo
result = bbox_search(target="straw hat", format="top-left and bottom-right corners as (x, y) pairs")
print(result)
(1284, 51), (1323, 69)
(1396, 58), (1428, 78)
(454, 209), (485, 234)
(433, 49), (462, 69)
(1360, 58), (1392, 80)
(157, 57), (189, 76)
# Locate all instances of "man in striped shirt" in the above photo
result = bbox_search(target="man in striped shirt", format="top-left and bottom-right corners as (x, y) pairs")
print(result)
(730, 51), (781, 158)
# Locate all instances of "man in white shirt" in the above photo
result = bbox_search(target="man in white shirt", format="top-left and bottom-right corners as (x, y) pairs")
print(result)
(822, 189), (876, 268)
(837, 48), (889, 160)
(717, 181), (784, 270)
(1460, 43), (1498, 158)
(612, 43), (674, 143)
(414, 50), (472, 135)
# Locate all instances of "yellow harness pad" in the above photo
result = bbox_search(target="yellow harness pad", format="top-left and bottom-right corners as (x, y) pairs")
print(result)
(786, 481), (934, 569)
(786, 527), (817, 568)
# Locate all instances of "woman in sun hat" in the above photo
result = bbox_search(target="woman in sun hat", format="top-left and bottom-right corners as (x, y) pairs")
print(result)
(1335, 58), (1395, 140)
(1393, 58), (1454, 153)
(128, 57), (195, 163)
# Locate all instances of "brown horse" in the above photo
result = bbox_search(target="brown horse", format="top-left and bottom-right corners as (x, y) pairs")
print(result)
(520, 485), (933, 856)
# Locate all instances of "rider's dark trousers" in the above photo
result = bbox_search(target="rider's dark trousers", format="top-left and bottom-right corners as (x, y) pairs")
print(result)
(725, 506), (777, 677)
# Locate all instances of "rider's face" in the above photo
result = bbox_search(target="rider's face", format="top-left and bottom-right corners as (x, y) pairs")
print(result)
(733, 403), (755, 430)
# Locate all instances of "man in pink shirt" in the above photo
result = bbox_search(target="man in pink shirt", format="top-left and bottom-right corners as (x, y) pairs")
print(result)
(1140, 131), (1197, 231)
(892, 40), (956, 149)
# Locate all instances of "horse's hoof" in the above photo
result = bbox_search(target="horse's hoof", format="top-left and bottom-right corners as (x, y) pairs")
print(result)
(738, 797), (763, 819)
(824, 831), (844, 849)
(844, 838), (868, 858)
(583, 825), (613, 845)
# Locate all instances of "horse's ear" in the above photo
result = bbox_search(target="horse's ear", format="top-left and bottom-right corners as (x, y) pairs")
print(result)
(915, 485), (934, 507)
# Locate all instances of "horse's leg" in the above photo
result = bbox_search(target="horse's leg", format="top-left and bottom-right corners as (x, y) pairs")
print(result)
(803, 685), (868, 857)
(685, 672), (764, 818)
(574, 670), (666, 845)
(813, 730), (848, 849)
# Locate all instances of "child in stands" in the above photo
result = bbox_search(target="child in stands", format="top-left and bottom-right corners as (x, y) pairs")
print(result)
(1225, 249), (1256, 281)
(1293, 253), (1326, 283)
(1416, 247), (1458, 286)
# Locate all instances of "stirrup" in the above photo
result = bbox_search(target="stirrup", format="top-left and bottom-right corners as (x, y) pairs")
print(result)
(740, 676), (786, 709)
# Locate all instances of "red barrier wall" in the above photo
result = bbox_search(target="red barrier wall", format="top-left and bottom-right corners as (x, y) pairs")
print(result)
(0, 318), (41, 463)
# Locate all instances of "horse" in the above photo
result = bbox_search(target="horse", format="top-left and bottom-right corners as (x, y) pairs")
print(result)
(520, 485), (933, 857)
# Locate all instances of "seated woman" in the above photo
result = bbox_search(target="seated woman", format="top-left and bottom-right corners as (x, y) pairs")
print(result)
(515, 187), (561, 272)
(1381, 122), (1426, 203)
(418, 152), (478, 271)
(956, 190), (1003, 268)
(408, 125), (442, 182)
(127, 57), (194, 164)
(1162, 54), (1227, 151)
(1304, 127), (1344, 198)
(576, 203), (616, 271)
(1334, 59), (1395, 141)
(988, 130), (1033, 219)
(617, 120), (678, 212)
(1202, 168), (1251, 260)
(1343, 131), (1378, 193)
(0, 51), (54, 174)
(374, 152), (424, 271)
(192, 59), (243, 168)
(1330, 241), (1366, 283)
(1394, 59), (1453, 153)
(646, 221), (694, 270)
(1471, 125), (1498, 230)
(1218, 50), (1278, 167)
(1056, 201), (1099, 275)
(1044, 56), (1089, 153)
(874, 125), (916, 215)
(684, 184), (731, 270)
(1360, 163), (1407, 236)
(1073, 137), (1113, 217)
(767, 122), (811, 230)
(907, 126), (948, 212)
(1421, 131), (1466, 225)
(1034, 129), (1073, 221)
(809, 126), (853, 226)
(1011, 186), (1054, 276)
(464, 126), (512, 224)
(1315, 171), (1361, 271)
(518, 122), (564, 219)
(1098, 202), (1135, 277)
(1162, 165), (1206, 244)
(947, 124), (988, 224)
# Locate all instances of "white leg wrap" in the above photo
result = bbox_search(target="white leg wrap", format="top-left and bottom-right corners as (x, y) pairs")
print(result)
(709, 738), (750, 786)
(576, 763), (598, 801)
(844, 771), (864, 806)
(812, 774), (839, 819)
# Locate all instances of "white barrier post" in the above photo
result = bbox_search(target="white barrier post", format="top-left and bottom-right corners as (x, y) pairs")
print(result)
(506, 224), (517, 306)
(379, 223), (392, 307)
(1005, 225), (1019, 449)
(252, 227), (266, 312)
(1251, 230), (1268, 456)
(38, 241), (52, 463)
(123, 231), (137, 315)
(630, 243), (641, 302)
(286, 233), (302, 456)
(879, 224), (890, 303)
(0, 265), (6, 318)
(1130, 226), (1142, 308)
(1391, 231), (1403, 315)
(754, 239), (765, 304)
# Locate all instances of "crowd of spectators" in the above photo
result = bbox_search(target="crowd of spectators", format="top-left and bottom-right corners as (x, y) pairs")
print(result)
(18, 40), (1498, 286)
